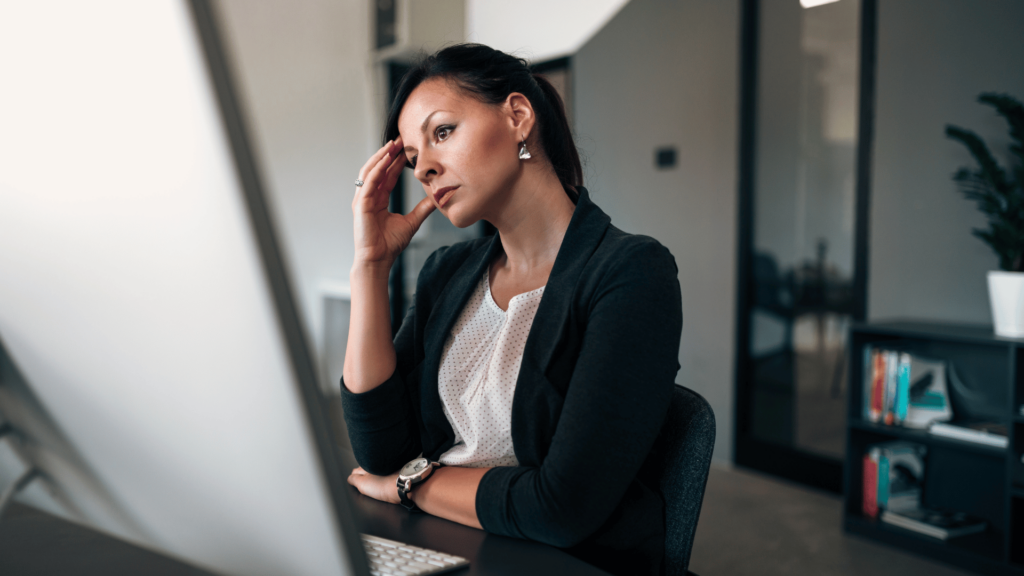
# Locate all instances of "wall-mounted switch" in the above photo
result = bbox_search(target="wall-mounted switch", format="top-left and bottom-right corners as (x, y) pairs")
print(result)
(655, 146), (677, 169)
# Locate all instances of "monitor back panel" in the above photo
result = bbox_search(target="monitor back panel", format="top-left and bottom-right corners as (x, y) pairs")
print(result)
(0, 2), (357, 575)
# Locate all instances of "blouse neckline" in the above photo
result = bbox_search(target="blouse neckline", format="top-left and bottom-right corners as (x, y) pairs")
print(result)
(485, 268), (546, 313)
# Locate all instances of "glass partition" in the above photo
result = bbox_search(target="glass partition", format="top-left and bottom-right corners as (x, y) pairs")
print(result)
(737, 0), (871, 491)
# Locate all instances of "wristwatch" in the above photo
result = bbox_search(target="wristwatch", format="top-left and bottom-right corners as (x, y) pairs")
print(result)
(396, 457), (440, 511)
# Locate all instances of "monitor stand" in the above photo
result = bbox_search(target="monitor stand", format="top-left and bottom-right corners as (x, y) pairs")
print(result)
(0, 425), (40, 521)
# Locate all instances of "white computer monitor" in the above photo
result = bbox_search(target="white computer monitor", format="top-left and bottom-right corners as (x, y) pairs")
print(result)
(0, 1), (368, 574)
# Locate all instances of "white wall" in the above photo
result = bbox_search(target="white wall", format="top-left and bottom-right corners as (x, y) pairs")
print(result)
(868, 0), (1024, 323)
(574, 0), (740, 462)
(215, 0), (379, 367)
(466, 0), (629, 62)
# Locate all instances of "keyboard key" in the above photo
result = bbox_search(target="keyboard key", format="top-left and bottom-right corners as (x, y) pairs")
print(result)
(362, 534), (467, 575)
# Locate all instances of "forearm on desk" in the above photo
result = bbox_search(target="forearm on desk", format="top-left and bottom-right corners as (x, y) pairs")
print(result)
(411, 466), (489, 530)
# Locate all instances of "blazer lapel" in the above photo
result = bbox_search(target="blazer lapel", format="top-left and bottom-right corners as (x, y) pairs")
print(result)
(520, 187), (611, 378)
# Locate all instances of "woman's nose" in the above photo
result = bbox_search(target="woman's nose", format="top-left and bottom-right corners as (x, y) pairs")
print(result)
(413, 151), (440, 183)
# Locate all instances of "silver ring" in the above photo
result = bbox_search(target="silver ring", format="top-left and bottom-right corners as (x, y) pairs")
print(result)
(354, 179), (364, 187)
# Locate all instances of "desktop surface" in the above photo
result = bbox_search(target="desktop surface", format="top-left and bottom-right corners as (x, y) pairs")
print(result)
(0, 487), (610, 576)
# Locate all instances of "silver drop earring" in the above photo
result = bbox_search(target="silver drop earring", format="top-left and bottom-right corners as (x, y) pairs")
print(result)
(518, 138), (531, 160)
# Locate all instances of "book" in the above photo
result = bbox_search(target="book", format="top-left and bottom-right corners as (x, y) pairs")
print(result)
(863, 347), (951, 428)
(862, 448), (879, 519)
(866, 348), (884, 422)
(875, 442), (925, 513)
(929, 420), (1008, 448)
(881, 508), (987, 540)
(883, 350), (899, 425)
(895, 353), (910, 422)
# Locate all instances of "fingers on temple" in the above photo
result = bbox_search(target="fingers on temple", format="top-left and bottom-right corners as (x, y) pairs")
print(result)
(355, 152), (394, 210)
(366, 152), (393, 187)
(380, 150), (406, 192)
(358, 141), (395, 181)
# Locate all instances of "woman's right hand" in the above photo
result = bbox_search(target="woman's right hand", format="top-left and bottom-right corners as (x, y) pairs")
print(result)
(352, 136), (435, 272)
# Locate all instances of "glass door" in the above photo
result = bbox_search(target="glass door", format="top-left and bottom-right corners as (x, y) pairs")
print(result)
(735, 0), (875, 492)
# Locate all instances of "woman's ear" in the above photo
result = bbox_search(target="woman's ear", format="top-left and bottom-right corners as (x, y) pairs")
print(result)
(505, 92), (536, 141)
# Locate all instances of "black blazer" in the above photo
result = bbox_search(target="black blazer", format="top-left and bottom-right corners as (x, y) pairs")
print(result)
(342, 187), (683, 576)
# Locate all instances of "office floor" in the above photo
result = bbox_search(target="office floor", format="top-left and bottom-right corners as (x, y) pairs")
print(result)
(689, 464), (974, 576)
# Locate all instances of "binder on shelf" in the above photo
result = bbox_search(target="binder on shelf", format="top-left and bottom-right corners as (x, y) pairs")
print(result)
(865, 348), (883, 422)
(929, 420), (1008, 449)
(863, 448), (879, 519)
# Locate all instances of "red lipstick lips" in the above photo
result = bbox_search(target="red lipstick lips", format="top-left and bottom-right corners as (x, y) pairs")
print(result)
(433, 186), (458, 207)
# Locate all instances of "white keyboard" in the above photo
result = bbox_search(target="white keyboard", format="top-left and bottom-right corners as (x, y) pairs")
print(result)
(361, 534), (469, 575)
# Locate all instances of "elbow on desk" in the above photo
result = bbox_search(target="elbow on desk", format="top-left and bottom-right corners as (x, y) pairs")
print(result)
(511, 503), (606, 549)
(349, 436), (420, 476)
(478, 467), (608, 549)
(533, 523), (593, 549)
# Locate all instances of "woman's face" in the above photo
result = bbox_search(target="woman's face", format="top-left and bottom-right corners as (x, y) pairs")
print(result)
(397, 78), (525, 228)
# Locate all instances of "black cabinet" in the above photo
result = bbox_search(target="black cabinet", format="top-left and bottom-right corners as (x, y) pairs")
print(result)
(843, 321), (1024, 575)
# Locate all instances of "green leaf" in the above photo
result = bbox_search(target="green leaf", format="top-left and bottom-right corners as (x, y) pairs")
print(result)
(946, 125), (1012, 194)
(946, 92), (1024, 272)
(979, 93), (1024, 167)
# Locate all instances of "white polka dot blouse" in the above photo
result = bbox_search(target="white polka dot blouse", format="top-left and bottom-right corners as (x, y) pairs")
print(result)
(436, 269), (545, 468)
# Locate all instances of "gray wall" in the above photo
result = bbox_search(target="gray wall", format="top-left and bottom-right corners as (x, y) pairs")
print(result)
(868, 0), (1024, 323)
(575, 0), (740, 462)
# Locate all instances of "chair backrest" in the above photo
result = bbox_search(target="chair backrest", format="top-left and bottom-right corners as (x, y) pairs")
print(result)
(645, 385), (716, 576)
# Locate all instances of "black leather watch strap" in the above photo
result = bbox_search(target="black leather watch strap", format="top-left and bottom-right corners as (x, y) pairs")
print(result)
(397, 462), (442, 512)
(397, 477), (417, 511)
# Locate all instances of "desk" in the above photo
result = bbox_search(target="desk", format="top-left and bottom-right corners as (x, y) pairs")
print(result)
(0, 487), (610, 575)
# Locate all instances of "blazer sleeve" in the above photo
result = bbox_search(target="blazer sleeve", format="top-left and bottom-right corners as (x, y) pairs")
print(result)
(474, 240), (683, 547)
(339, 300), (422, 476)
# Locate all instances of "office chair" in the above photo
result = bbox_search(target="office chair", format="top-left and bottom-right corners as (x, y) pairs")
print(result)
(646, 384), (716, 576)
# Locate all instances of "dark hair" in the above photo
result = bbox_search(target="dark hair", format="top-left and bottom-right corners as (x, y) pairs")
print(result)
(383, 43), (582, 202)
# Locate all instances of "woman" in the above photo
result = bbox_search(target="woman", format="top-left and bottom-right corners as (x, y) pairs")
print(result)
(341, 44), (682, 576)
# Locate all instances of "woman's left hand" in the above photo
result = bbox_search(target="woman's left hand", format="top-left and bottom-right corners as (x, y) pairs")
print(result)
(348, 467), (402, 505)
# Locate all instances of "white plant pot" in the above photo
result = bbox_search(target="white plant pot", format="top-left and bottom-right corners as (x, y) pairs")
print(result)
(987, 271), (1024, 337)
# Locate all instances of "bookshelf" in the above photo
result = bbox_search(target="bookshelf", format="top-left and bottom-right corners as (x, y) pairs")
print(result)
(843, 320), (1024, 575)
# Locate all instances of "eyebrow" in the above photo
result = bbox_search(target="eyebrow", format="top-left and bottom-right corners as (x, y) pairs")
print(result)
(421, 110), (443, 133)
(403, 110), (447, 155)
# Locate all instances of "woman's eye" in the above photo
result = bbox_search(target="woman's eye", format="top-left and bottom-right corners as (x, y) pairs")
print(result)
(436, 125), (453, 141)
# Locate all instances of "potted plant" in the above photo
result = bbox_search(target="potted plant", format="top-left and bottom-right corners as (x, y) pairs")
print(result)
(946, 93), (1024, 337)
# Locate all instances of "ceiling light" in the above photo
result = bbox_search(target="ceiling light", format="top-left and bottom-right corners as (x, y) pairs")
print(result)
(801, 0), (841, 7)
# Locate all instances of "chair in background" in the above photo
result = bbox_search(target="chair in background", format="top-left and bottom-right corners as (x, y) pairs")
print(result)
(645, 384), (716, 576)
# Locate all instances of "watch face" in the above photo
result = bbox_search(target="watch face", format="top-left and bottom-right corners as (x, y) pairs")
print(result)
(400, 458), (429, 477)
